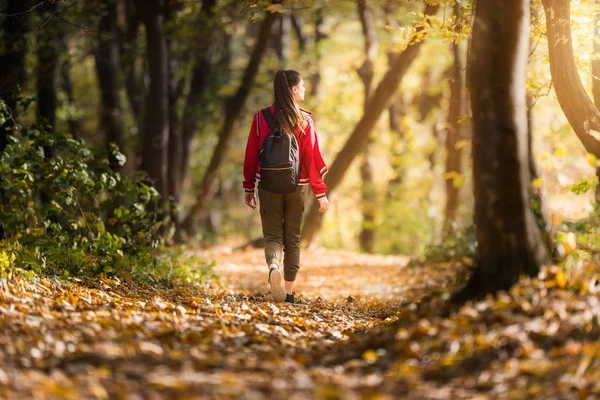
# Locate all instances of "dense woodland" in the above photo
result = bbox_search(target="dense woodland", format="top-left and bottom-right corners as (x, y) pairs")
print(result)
(2, 0), (600, 398)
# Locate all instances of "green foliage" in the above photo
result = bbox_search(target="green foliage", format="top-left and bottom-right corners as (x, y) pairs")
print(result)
(570, 176), (597, 195)
(0, 106), (216, 285)
(421, 225), (477, 263)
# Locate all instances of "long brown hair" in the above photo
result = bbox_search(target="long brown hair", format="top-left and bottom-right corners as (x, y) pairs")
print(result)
(273, 69), (305, 136)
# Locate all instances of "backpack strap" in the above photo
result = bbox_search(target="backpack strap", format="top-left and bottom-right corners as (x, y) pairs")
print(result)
(261, 107), (278, 134)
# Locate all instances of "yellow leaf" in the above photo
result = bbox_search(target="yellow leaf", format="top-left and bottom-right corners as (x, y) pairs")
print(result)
(555, 270), (568, 289)
(554, 142), (568, 156)
(444, 171), (458, 179)
(588, 153), (598, 167)
(362, 349), (379, 363)
(532, 178), (544, 188)
(455, 139), (470, 150)
(453, 174), (466, 188)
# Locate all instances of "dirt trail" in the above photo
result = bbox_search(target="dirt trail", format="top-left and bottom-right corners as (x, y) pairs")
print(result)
(206, 247), (412, 301)
(0, 248), (463, 399)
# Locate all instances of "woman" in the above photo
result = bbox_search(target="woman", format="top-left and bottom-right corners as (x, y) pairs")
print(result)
(243, 69), (330, 303)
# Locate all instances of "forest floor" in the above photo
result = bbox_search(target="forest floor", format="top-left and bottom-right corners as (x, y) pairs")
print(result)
(1, 247), (600, 399)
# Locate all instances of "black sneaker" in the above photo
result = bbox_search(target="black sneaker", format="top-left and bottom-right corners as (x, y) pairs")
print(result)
(268, 267), (286, 303)
(285, 293), (295, 303)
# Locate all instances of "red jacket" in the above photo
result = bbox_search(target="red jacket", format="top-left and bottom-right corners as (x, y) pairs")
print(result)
(243, 105), (328, 198)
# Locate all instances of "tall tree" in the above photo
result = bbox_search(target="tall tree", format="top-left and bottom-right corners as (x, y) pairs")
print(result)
(356, 0), (379, 253)
(0, 0), (30, 132)
(178, 0), (219, 201)
(37, 1), (60, 158)
(593, 0), (600, 202)
(179, 9), (278, 237)
(454, 0), (550, 301)
(118, 0), (145, 134)
(309, 9), (325, 97)
(594, 1), (600, 107)
(301, 3), (439, 246)
(61, 57), (81, 138)
(442, 2), (465, 237)
(0, 0), (30, 238)
(136, 0), (170, 197)
(272, 14), (290, 65)
(542, 0), (600, 159)
(94, 0), (125, 172)
(291, 13), (307, 51)
(165, 1), (186, 203)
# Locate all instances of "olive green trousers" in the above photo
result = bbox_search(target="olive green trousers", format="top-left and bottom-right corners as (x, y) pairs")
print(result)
(258, 184), (308, 282)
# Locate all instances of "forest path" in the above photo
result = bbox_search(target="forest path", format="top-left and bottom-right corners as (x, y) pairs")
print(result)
(2, 247), (597, 399)
(207, 246), (415, 301)
(0, 247), (463, 399)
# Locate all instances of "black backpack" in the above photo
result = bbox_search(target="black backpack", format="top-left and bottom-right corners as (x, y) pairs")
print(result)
(258, 107), (300, 194)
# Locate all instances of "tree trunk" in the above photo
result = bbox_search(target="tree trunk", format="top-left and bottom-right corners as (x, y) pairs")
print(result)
(301, 4), (439, 246)
(167, 51), (183, 201)
(0, 0), (30, 238)
(0, 0), (30, 130)
(95, 0), (125, 172)
(179, 0), (219, 199)
(541, 0), (600, 158)
(272, 14), (290, 65)
(594, 2), (600, 107)
(136, 0), (170, 197)
(61, 57), (81, 138)
(37, 1), (59, 146)
(453, 0), (550, 302)
(309, 10), (325, 97)
(386, 52), (407, 198)
(118, 0), (145, 133)
(442, 3), (464, 238)
(179, 10), (278, 238)
(414, 68), (443, 122)
(356, 0), (379, 253)
(291, 13), (306, 51)
(594, 2), (600, 203)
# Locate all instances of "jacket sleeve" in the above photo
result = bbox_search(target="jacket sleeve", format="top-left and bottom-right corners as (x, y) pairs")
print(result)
(303, 116), (328, 198)
(243, 112), (260, 193)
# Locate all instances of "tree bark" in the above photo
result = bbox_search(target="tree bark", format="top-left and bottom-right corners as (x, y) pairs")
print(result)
(542, 0), (600, 158)
(414, 68), (443, 122)
(118, 0), (145, 133)
(179, 10), (278, 237)
(594, 1), (600, 202)
(95, 0), (125, 172)
(272, 14), (290, 65)
(291, 13), (306, 51)
(442, 3), (464, 238)
(61, 57), (81, 138)
(165, 3), (184, 203)
(37, 1), (59, 151)
(0, 0), (30, 133)
(0, 0), (30, 238)
(309, 9), (325, 97)
(301, 4), (439, 246)
(594, 2), (600, 107)
(453, 0), (550, 302)
(136, 0), (170, 197)
(179, 0), (219, 199)
(356, 0), (379, 253)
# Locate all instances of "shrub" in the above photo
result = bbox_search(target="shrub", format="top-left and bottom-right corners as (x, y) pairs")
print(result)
(0, 98), (216, 285)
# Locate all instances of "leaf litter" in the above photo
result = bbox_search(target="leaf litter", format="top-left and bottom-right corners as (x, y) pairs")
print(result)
(0, 247), (599, 399)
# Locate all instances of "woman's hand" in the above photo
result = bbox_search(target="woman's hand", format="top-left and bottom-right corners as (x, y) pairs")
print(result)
(318, 196), (329, 212)
(245, 192), (257, 210)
